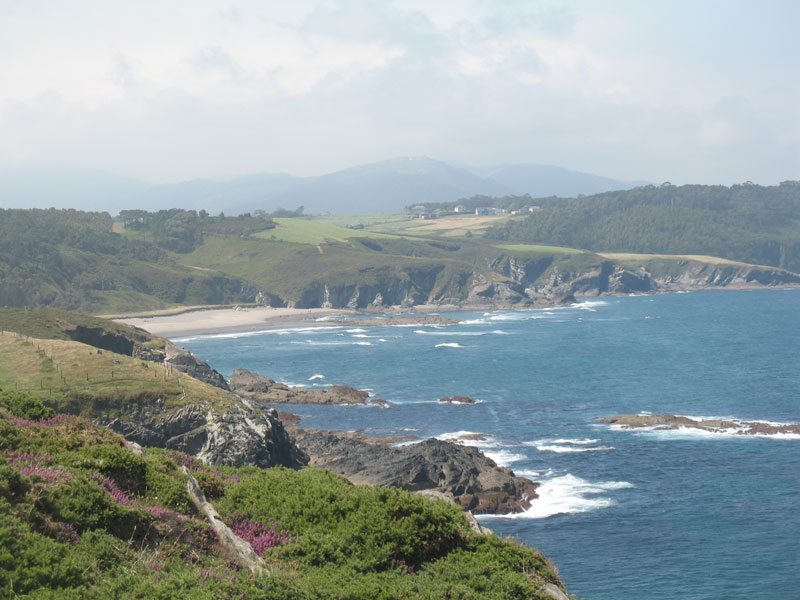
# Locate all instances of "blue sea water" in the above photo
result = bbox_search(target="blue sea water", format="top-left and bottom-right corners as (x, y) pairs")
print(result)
(177, 289), (800, 599)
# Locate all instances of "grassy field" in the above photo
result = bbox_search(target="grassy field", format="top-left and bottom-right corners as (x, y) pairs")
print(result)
(0, 333), (232, 415)
(497, 243), (584, 255)
(253, 218), (402, 244)
(599, 252), (764, 267)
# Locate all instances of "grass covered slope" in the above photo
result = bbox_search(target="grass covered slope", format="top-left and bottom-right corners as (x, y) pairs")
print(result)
(0, 332), (232, 418)
(0, 394), (568, 599)
(0, 307), (164, 348)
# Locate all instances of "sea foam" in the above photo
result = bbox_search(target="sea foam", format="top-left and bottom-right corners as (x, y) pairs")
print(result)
(479, 474), (634, 519)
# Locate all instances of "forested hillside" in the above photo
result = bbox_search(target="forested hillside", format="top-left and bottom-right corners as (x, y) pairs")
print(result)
(0, 209), (268, 313)
(484, 182), (800, 272)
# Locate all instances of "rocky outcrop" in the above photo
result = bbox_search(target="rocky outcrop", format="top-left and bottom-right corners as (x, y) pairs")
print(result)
(650, 261), (800, 290)
(184, 467), (267, 574)
(164, 343), (230, 390)
(290, 429), (538, 514)
(439, 396), (479, 404)
(229, 369), (384, 405)
(600, 413), (800, 436)
(107, 398), (308, 469)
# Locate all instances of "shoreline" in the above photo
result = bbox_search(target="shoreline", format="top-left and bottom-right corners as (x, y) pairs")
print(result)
(116, 285), (800, 339)
(116, 307), (359, 338)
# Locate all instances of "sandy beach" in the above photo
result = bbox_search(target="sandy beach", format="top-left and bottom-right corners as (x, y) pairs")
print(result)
(116, 306), (357, 338)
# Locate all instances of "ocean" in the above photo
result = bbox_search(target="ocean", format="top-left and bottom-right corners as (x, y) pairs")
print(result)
(176, 289), (800, 599)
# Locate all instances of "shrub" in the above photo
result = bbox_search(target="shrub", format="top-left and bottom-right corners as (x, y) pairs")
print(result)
(194, 470), (225, 501)
(0, 462), (27, 501)
(76, 444), (147, 493)
(0, 391), (54, 421)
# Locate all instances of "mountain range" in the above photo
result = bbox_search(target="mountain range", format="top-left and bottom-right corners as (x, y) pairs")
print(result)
(0, 158), (642, 215)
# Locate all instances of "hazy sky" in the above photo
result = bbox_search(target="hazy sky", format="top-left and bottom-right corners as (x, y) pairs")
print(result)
(1, 0), (798, 184)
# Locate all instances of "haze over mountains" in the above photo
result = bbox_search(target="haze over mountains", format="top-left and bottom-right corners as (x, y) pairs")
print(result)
(0, 158), (641, 215)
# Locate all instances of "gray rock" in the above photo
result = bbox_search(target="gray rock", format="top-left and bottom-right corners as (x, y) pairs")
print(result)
(165, 343), (230, 390)
(600, 413), (800, 436)
(108, 398), (307, 469)
(230, 369), (381, 405)
(291, 429), (538, 514)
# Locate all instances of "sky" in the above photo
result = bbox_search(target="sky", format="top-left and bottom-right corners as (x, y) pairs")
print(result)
(1, 0), (798, 184)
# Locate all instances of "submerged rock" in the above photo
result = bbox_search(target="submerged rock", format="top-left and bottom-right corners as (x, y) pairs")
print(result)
(290, 429), (538, 514)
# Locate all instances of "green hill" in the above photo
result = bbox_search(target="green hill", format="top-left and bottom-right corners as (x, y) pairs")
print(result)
(0, 209), (268, 313)
(484, 182), (800, 273)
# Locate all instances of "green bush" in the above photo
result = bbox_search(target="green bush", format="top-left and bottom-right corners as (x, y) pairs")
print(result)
(0, 462), (27, 501)
(194, 470), (225, 500)
(40, 475), (149, 539)
(142, 452), (193, 514)
(0, 391), (54, 421)
(220, 468), (469, 571)
(75, 444), (148, 493)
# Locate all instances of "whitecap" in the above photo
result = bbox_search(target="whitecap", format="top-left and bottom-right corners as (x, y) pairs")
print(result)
(488, 313), (525, 321)
(346, 328), (367, 333)
(308, 374), (325, 381)
(514, 468), (556, 478)
(414, 329), (510, 336)
(479, 474), (634, 520)
(534, 445), (616, 453)
(352, 341), (373, 346)
(435, 342), (464, 348)
(436, 431), (500, 449)
(378, 338), (388, 342)
(484, 449), (526, 466)
(524, 438), (599, 446)
(352, 334), (378, 338)
(572, 300), (609, 312)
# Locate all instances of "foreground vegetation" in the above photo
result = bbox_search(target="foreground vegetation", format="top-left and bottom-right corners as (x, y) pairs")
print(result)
(0, 391), (566, 599)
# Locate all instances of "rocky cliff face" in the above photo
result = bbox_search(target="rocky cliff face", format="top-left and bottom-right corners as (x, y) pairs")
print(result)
(107, 397), (308, 469)
(248, 254), (799, 311)
(291, 429), (538, 514)
(164, 343), (230, 390)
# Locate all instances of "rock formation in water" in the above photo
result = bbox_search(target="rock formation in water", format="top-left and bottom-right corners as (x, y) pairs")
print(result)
(438, 395), (480, 404)
(600, 413), (800, 436)
(229, 368), (385, 405)
(290, 428), (538, 514)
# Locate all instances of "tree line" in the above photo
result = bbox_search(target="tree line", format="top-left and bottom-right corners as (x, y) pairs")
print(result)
(482, 182), (800, 273)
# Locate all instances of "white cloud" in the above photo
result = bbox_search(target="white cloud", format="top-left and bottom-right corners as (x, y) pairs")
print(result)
(0, 0), (797, 184)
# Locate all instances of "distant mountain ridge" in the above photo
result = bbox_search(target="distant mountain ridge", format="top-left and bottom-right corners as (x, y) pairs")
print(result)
(1, 158), (641, 215)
